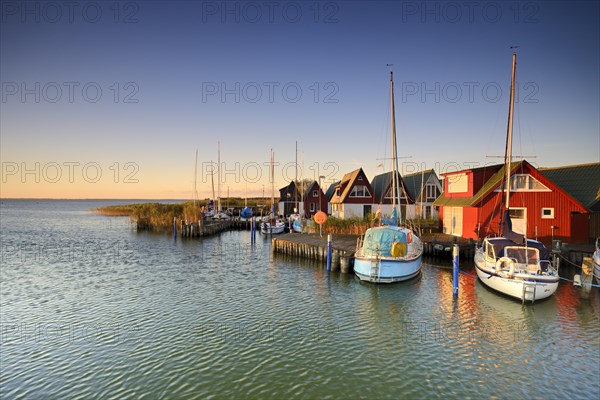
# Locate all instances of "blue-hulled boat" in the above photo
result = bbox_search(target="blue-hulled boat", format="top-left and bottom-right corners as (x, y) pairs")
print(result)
(354, 225), (423, 283)
(354, 66), (423, 283)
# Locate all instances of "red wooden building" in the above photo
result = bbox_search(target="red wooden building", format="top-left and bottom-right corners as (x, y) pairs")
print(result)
(330, 168), (376, 219)
(302, 180), (328, 218)
(433, 161), (590, 244)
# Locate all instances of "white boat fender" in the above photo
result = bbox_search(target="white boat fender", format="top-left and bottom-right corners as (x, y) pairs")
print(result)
(573, 274), (582, 288)
(496, 257), (515, 277)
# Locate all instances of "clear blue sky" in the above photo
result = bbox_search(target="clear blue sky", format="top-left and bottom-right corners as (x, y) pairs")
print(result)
(1, 0), (598, 199)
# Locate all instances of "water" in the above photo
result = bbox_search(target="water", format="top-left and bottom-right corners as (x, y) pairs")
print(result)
(1, 200), (599, 399)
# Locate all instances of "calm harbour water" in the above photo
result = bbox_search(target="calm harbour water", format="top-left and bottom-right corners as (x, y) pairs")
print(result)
(1, 200), (599, 399)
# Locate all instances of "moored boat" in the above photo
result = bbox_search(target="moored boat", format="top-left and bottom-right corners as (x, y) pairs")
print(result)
(354, 225), (423, 283)
(593, 237), (600, 284)
(474, 49), (559, 303)
(354, 65), (423, 283)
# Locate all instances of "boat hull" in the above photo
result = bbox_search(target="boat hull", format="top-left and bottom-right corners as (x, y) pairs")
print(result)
(593, 252), (600, 284)
(474, 260), (558, 302)
(260, 223), (285, 235)
(354, 256), (422, 283)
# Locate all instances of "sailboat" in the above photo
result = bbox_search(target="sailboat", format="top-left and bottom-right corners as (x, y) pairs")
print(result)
(353, 65), (423, 283)
(474, 50), (559, 303)
(204, 160), (216, 218)
(212, 142), (230, 220)
(290, 141), (303, 233)
(592, 238), (600, 284)
(261, 149), (285, 234)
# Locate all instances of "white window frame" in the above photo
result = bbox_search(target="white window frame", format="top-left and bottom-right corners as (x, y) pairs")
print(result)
(495, 174), (551, 193)
(541, 208), (554, 219)
(313, 190), (318, 197)
(349, 185), (371, 198)
(426, 183), (437, 200)
(310, 203), (315, 212)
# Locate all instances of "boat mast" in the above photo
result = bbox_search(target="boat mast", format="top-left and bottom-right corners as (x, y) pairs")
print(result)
(271, 148), (275, 217)
(217, 141), (221, 216)
(389, 64), (400, 225)
(193, 149), (198, 208)
(503, 50), (517, 213)
(211, 160), (215, 211)
(295, 140), (298, 214)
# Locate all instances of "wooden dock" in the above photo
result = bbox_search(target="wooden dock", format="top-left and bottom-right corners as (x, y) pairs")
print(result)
(272, 233), (359, 273)
(271, 231), (479, 272)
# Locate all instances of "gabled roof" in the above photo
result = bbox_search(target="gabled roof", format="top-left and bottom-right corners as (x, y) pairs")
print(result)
(329, 169), (360, 203)
(325, 181), (340, 201)
(433, 161), (524, 207)
(278, 181), (301, 202)
(329, 168), (372, 203)
(540, 162), (600, 211)
(402, 169), (440, 200)
(370, 171), (413, 203)
(303, 180), (324, 200)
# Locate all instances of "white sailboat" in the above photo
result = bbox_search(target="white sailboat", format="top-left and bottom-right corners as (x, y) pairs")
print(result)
(213, 141), (229, 220)
(474, 49), (559, 303)
(290, 140), (303, 233)
(354, 65), (423, 283)
(593, 237), (600, 284)
(261, 148), (285, 234)
(204, 160), (216, 218)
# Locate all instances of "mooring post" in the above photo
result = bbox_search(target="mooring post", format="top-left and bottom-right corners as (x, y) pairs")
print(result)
(326, 234), (332, 272)
(173, 216), (177, 239)
(452, 244), (459, 296)
(251, 217), (256, 243)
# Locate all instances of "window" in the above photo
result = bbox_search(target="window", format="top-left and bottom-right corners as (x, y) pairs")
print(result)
(349, 185), (371, 198)
(496, 174), (550, 192)
(485, 242), (495, 260)
(310, 203), (315, 212)
(358, 175), (363, 181)
(426, 183), (437, 200)
(335, 188), (341, 196)
(509, 209), (525, 219)
(313, 190), (318, 197)
(541, 208), (554, 219)
(385, 186), (406, 200)
(447, 174), (468, 193)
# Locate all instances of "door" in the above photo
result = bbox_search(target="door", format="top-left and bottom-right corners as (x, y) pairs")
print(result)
(363, 205), (372, 217)
(443, 207), (463, 236)
(570, 212), (590, 244)
(508, 208), (526, 235)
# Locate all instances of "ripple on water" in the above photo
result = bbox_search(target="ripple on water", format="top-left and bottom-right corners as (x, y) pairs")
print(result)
(1, 200), (599, 399)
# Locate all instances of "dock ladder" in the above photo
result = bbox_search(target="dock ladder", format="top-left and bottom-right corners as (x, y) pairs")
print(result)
(522, 282), (536, 303)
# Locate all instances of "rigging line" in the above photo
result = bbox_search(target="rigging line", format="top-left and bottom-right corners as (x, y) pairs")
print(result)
(558, 275), (600, 288)
(515, 66), (524, 161)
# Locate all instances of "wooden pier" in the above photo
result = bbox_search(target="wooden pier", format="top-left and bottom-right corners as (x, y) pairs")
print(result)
(157, 218), (254, 238)
(272, 233), (358, 273)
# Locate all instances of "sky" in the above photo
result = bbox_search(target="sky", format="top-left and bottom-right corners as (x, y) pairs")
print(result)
(1, 0), (598, 199)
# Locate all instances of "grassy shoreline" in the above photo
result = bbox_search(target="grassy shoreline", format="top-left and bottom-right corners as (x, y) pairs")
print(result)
(95, 201), (439, 236)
